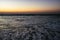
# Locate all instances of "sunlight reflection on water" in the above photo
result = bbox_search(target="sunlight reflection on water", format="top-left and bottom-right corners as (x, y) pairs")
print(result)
(0, 16), (60, 40)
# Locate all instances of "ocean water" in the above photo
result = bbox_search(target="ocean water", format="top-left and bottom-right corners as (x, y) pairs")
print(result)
(0, 16), (60, 40)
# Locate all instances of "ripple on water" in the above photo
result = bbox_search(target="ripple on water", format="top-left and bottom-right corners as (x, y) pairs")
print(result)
(0, 16), (60, 40)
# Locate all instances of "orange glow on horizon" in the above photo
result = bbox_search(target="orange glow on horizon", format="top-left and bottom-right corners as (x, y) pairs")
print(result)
(0, 8), (59, 13)
(0, 0), (59, 13)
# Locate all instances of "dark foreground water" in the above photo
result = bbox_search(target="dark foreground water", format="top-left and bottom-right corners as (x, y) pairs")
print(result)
(0, 15), (60, 40)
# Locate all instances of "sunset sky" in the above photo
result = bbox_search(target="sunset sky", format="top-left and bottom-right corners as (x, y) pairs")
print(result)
(0, 0), (60, 12)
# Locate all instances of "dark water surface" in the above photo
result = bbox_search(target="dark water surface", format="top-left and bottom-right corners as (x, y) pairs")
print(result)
(0, 16), (60, 40)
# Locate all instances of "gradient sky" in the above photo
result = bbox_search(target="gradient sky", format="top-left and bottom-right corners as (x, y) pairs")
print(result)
(0, 0), (60, 12)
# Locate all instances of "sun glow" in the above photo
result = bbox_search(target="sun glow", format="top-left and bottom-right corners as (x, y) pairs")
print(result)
(0, 1), (40, 12)
(0, 0), (59, 12)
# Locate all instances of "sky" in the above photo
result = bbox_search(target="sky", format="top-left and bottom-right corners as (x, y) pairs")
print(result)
(0, 0), (60, 12)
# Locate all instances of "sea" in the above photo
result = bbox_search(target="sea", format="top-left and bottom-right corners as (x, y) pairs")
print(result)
(0, 15), (60, 40)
